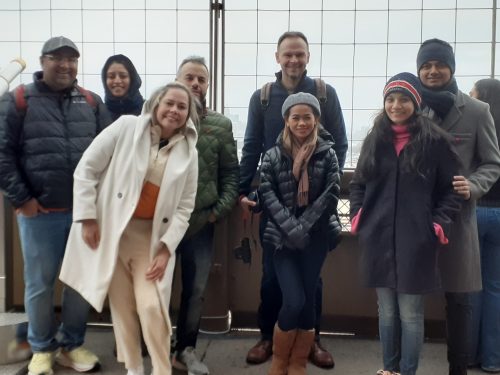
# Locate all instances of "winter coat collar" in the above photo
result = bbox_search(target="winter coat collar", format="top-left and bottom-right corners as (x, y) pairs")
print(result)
(275, 124), (334, 157)
(274, 70), (308, 92)
(32, 70), (77, 94)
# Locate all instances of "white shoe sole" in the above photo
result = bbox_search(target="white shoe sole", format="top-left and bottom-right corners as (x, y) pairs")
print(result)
(55, 355), (99, 372)
(172, 357), (209, 375)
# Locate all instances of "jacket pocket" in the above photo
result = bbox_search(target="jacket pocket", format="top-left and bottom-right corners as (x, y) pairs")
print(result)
(450, 132), (472, 145)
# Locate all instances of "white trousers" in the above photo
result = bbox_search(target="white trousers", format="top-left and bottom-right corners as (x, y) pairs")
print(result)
(108, 218), (171, 375)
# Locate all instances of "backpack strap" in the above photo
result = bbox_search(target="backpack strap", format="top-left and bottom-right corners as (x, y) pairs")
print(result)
(261, 79), (327, 110)
(314, 78), (327, 104)
(14, 84), (27, 115)
(260, 82), (272, 110)
(14, 84), (97, 115)
(76, 85), (97, 110)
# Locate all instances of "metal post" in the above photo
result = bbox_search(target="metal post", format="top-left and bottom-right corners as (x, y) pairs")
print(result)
(492, 0), (497, 78)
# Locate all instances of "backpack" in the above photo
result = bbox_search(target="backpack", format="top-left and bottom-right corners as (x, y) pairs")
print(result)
(14, 83), (97, 115)
(260, 77), (327, 110)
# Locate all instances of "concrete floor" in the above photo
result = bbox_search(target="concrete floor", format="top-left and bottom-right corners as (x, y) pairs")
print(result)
(1, 327), (488, 375)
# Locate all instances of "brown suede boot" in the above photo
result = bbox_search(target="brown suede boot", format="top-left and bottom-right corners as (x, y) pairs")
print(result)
(288, 329), (315, 375)
(268, 325), (297, 375)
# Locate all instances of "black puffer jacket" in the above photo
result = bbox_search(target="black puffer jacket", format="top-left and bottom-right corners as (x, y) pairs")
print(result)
(259, 127), (341, 251)
(0, 72), (112, 208)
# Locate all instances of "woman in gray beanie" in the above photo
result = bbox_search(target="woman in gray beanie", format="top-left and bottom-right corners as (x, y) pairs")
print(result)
(258, 92), (341, 375)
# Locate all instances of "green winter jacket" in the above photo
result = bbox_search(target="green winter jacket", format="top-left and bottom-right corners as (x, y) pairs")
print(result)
(185, 109), (239, 237)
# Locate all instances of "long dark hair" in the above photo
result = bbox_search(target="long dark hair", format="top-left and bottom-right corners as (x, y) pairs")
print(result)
(473, 78), (500, 139)
(356, 109), (453, 181)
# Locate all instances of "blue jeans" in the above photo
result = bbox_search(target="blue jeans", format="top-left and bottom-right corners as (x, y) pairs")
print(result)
(174, 223), (214, 351)
(376, 288), (424, 375)
(258, 216), (324, 341)
(17, 211), (91, 353)
(469, 206), (500, 371)
(273, 241), (328, 331)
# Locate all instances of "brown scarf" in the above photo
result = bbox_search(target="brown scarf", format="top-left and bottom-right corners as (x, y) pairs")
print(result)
(283, 126), (318, 207)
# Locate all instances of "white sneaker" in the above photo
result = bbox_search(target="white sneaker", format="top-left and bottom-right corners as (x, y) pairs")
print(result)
(172, 347), (209, 375)
(126, 364), (145, 375)
(28, 352), (54, 375)
(55, 346), (100, 372)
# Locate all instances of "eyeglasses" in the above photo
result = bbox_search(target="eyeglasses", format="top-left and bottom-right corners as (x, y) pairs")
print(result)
(43, 54), (78, 64)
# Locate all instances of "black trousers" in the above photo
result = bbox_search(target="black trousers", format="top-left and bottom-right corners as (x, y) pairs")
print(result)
(445, 292), (474, 375)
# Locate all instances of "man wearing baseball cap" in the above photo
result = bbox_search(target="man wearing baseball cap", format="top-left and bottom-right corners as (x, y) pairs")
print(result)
(416, 38), (500, 375)
(0, 36), (111, 375)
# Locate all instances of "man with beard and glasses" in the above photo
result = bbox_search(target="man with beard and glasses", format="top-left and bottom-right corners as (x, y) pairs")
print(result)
(173, 56), (239, 375)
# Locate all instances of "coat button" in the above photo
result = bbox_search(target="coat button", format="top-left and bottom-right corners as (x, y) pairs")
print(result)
(117, 192), (123, 198)
(162, 217), (168, 223)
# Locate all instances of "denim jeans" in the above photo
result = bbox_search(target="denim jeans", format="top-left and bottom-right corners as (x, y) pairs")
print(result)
(273, 242), (328, 332)
(174, 223), (214, 352)
(468, 206), (500, 371)
(257, 215), (325, 341)
(376, 288), (424, 375)
(17, 211), (91, 353)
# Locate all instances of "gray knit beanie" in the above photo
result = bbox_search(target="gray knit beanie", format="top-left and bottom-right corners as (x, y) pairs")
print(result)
(281, 92), (321, 118)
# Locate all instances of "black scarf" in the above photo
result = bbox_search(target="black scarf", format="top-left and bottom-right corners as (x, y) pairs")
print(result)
(420, 77), (458, 120)
(105, 92), (144, 121)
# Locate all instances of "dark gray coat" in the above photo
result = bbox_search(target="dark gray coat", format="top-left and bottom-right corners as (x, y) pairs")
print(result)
(350, 136), (462, 294)
(424, 91), (500, 292)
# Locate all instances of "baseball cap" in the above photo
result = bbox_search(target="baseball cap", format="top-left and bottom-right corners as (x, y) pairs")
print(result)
(41, 36), (80, 57)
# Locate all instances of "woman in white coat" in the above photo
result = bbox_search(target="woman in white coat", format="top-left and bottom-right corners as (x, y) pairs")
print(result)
(60, 82), (199, 375)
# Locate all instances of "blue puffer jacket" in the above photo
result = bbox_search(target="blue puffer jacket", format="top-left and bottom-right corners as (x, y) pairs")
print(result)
(0, 72), (112, 208)
(239, 71), (348, 196)
(259, 127), (341, 251)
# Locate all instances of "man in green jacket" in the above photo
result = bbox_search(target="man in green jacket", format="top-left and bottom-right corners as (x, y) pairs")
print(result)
(173, 56), (239, 375)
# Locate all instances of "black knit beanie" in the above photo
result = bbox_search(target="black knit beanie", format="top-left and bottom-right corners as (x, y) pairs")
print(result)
(416, 38), (455, 75)
(383, 72), (423, 110)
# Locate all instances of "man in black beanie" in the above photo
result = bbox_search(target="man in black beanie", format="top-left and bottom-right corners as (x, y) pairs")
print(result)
(417, 38), (500, 375)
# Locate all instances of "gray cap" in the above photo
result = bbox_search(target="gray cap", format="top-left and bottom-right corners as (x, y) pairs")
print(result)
(41, 36), (80, 57)
(281, 92), (321, 118)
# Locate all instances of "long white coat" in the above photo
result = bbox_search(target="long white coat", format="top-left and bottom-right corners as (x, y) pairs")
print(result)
(60, 114), (198, 334)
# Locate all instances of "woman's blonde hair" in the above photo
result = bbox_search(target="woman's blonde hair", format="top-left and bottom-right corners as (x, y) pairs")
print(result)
(142, 81), (199, 130)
